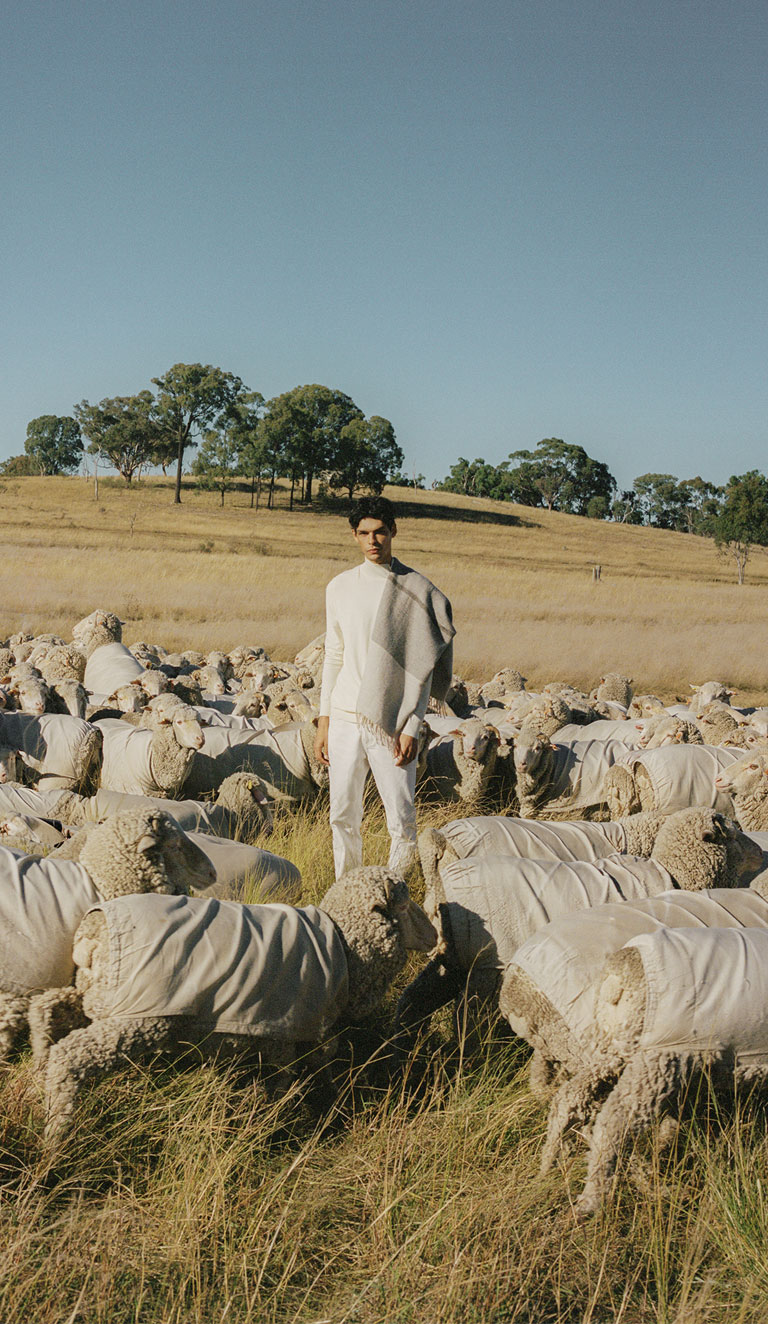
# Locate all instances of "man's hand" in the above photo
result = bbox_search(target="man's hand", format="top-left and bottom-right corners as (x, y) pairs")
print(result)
(394, 732), (418, 766)
(314, 715), (330, 766)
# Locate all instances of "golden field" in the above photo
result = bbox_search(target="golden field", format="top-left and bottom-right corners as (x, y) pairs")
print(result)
(1, 474), (767, 700)
(1, 475), (768, 1321)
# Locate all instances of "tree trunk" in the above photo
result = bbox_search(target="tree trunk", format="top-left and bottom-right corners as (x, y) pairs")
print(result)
(220, 485), (225, 507)
(250, 475), (255, 509)
(289, 476), (295, 511)
(174, 435), (183, 504)
(255, 473), (261, 510)
(268, 472), (275, 509)
(305, 471), (313, 503)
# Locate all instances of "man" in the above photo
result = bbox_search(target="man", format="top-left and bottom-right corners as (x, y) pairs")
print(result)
(315, 496), (455, 880)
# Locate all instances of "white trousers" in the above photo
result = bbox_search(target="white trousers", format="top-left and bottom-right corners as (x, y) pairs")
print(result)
(328, 717), (418, 880)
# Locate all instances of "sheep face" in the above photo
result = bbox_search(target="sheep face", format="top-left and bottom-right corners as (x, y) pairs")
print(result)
(0, 748), (20, 784)
(79, 809), (216, 898)
(170, 708), (205, 751)
(320, 867), (437, 1020)
(651, 808), (763, 890)
(514, 736), (552, 779)
(715, 754), (768, 800)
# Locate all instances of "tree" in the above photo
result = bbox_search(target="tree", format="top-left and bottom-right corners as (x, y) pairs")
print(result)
(75, 392), (160, 485)
(633, 473), (687, 529)
(677, 476), (723, 535)
(192, 431), (242, 505)
(0, 453), (39, 477)
(611, 489), (643, 523)
(328, 415), (403, 499)
(713, 470), (768, 584)
(258, 385), (364, 505)
(507, 439), (616, 514)
(24, 415), (83, 475)
(152, 364), (246, 504)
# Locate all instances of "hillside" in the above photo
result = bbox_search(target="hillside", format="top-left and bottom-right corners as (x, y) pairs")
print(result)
(2, 475), (766, 700)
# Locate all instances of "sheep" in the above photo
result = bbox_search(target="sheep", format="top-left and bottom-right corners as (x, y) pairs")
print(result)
(419, 717), (513, 805)
(41, 866), (437, 1142)
(636, 714), (703, 749)
(599, 743), (743, 819)
(696, 701), (742, 745)
(0, 747), (22, 785)
(0, 812), (66, 853)
(34, 643), (87, 685)
(591, 674), (633, 708)
(57, 771), (273, 841)
(714, 752), (768, 831)
(513, 735), (628, 820)
(573, 926), (768, 1213)
(498, 814), (767, 1105)
(94, 707), (204, 798)
(517, 694), (574, 742)
(417, 810), (667, 889)
(0, 711), (103, 793)
(0, 808), (215, 1064)
(398, 809), (763, 1047)
(181, 718), (329, 802)
(72, 610), (124, 657)
(477, 668), (527, 707)
(48, 680), (89, 719)
(628, 695), (666, 720)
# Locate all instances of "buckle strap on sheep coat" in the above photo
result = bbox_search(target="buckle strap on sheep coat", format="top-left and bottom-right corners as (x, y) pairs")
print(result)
(81, 894), (349, 1040)
(356, 560), (455, 749)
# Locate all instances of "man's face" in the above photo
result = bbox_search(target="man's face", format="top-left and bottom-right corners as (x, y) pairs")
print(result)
(352, 517), (396, 565)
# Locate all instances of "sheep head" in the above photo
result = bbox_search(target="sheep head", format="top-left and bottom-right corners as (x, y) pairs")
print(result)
(80, 808), (216, 898)
(320, 866), (437, 1020)
(650, 807), (763, 890)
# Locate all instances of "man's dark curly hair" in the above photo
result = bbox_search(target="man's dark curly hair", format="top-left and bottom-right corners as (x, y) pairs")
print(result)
(348, 495), (397, 531)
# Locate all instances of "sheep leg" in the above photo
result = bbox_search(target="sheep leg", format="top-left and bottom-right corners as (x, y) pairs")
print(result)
(577, 1051), (686, 1215)
(529, 1049), (558, 1102)
(44, 1016), (174, 1143)
(0, 994), (30, 1060)
(541, 1065), (614, 1173)
(28, 988), (90, 1072)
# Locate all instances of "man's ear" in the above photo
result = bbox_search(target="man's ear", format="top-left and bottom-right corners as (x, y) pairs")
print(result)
(390, 520), (397, 537)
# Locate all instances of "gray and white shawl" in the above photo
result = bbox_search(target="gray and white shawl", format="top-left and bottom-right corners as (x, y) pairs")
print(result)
(356, 558), (455, 747)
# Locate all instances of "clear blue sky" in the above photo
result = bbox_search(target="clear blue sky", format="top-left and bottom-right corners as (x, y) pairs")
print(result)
(3, 0), (766, 491)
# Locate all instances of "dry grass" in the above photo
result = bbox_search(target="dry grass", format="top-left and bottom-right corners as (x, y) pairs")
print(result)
(2, 474), (767, 701)
(2, 474), (768, 1320)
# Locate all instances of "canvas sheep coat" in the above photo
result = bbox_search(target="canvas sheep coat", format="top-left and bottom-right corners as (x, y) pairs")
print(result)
(181, 723), (311, 800)
(76, 787), (237, 838)
(81, 893), (349, 1040)
(0, 845), (98, 994)
(523, 738), (629, 810)
(184, 831), (302, 903)
(505, 888), (768, 1047)
(437, 816), (629, 863)
(84, 642), (145, 697)
(615, 745), (741, 814)
(94, 720), (173, 797)
(619, 926), (768, 1059)
(431, 853), (677, 992)
(0, 712), (97, 790)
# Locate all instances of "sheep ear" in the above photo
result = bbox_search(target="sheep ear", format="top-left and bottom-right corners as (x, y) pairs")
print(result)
(136, 831), (160, 853)
(394, 896), (438, 951)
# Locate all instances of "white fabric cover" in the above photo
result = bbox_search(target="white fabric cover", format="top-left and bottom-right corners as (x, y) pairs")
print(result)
(616, 745), (741, 814)
(0, 845), (98, 994)
(191, 707), (273, 732)
(0, 784), (71, 820)
(554, 721), (641, 745)
(438, 816), (628, 863)
(507, 888), (768, 1045)
(84, 643), (144, 695)
(94, 720), (161, 796)
(182, 723), (310, 800)
(625, 927), (768, 1060)
(0, 712), (96, 789)
(525, 739), (628, 810)
(186, 831), (301, 903)
(436, 854), (675, 979)
(85, 893), (349, 1039)
(76, 787), (235, 837)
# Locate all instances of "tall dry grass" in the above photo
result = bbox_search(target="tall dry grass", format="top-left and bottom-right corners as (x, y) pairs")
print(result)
(1, 475), (767, 700)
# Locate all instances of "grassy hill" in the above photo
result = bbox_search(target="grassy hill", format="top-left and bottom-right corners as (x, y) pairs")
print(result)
(1, 474), (767, 700)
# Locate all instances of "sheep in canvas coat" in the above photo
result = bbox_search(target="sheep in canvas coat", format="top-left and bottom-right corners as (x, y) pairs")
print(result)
(513, 735), (628, 820)
(0, 808), (215, 1063)
(574, 926), (768, 1213)
(181, 718), (329, 802)
(42, 867), (436, 1141)
(600, 744), (742, 818)
(397, 809), (762, 1044)
(94, 707), (204, 798)
(420, 717), (513, 805)
(0, 711), (103, 793)
(56, 769), (273, 841)
(714, 753), (768, 831)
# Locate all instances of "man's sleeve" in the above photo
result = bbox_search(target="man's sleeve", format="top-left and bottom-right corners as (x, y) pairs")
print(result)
(319, 581), (344, 718)
(401, 682), (432, 739)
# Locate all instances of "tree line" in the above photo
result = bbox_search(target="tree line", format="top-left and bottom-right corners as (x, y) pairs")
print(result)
(4, 364), (404, 508)
(437, 439), (768, 583)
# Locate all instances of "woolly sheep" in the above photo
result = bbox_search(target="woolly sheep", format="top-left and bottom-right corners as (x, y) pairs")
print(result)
(714, 753), (768, 831)
(591, 674), (633, 708)
(599, 744), (742, 819)
(72, 610), (124, 657)
(637, 714), (703, 749)
(688, 680), (735, 716)
(94, 708), (204, 798)
(574, 927), (768, 1213)
(0, 711), (102, 793)
(58, 770), (273, 841)
(513, 735), (628, 820)
(42, 867), (436, 1141)
(477, 668), (527, 706)
(420, 717), (512, 805)
(696, 701), (742, 745)
(398, 810), (762, 1045)
(498, 816), (766, 1102)
(0, 809), (215, 1063)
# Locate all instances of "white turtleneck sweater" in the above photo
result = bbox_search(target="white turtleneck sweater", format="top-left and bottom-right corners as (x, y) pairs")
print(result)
(319, 557), (428, 738)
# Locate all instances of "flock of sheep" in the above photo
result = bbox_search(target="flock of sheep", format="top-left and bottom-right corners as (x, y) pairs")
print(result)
(2, 608), (768, 1215)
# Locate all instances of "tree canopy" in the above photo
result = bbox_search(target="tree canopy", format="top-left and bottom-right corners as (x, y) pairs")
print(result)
(75, 392), (161, 485)
(24, 415), (83, 475)
(151, 363), (246, 504)
(713, 470), (768, 584)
